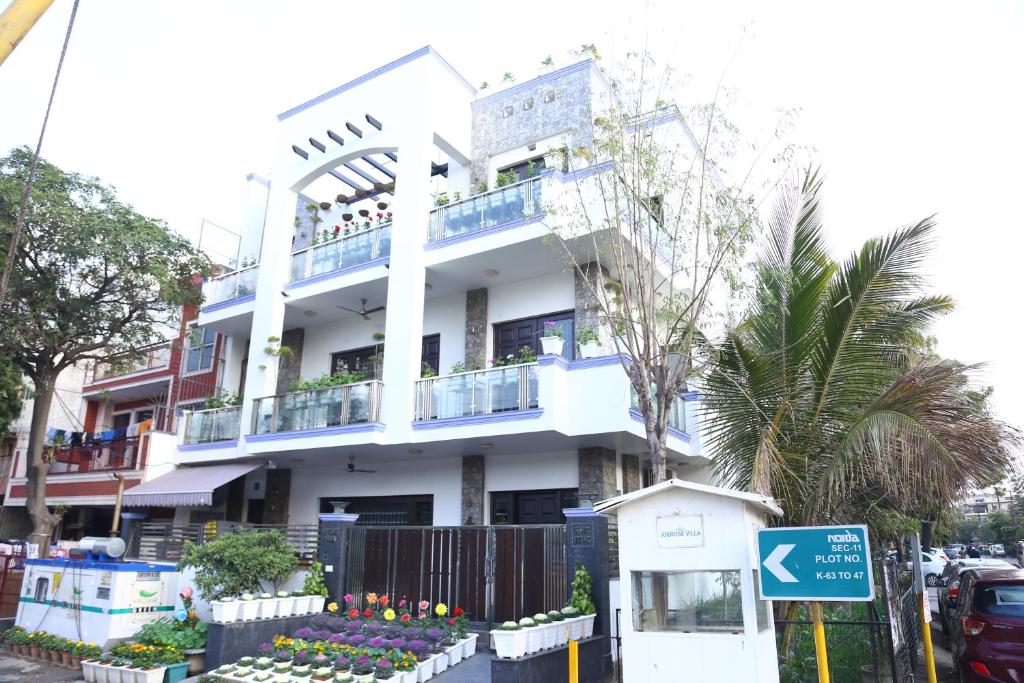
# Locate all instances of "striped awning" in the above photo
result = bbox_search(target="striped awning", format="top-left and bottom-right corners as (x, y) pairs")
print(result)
(123, 463), (260, 507)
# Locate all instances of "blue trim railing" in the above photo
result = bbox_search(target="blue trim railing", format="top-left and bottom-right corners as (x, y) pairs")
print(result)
(414, 363), (539, 420)
(290, 223), (392, 282)
(251, 380), (383, 435)
(428, 175), (542, 242)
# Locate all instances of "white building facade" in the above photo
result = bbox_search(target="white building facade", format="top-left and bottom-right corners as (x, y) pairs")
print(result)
(147, 47), (708, 530)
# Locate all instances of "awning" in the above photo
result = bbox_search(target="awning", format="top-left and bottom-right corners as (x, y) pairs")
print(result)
(123, 463), (261, 507)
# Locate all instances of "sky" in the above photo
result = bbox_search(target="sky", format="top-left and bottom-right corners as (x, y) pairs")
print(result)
(2, 0), (1023, 435)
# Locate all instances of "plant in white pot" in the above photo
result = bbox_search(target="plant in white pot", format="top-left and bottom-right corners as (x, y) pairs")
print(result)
(490, 621), (525, 659)
(568, 561), (597, 638)
(453, 607), (477, 658)
(576, 327), (602, 359)
(275, 590), (295, 617)
(238, 593), (260, 621)
(304, 562), (328, 614)
(291, 590), (311, 615)
(519, 617), (541, 654)
(211, 596), (239, 623)
(560, 606), (583, 640)
(547, 610), (568, 646)
(539, 320), (564, 356)
(532, 612), (556, 649)
(257, 592), (276, 619)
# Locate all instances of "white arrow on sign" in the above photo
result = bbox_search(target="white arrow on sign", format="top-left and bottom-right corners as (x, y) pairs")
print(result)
(764, 544), (798, 583)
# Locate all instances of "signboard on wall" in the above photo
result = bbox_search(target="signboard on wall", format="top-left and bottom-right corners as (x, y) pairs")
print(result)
(656, 514), (704, 548)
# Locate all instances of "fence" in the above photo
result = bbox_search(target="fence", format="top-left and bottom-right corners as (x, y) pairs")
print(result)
(345, 524), (566, 624)
(127, 522), (321, 568)
(0, 553), (26, 619)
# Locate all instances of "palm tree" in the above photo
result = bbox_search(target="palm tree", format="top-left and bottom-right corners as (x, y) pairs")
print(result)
(702, 170), (1016, 530)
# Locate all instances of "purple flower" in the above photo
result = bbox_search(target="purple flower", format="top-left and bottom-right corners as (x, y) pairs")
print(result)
(355, 656), (371, 666)
(425, 627), (444, 643)
(348, 634), (366, 647)
(382, 625), (403, 639)
(375, 659), (392, 669)
(258, 643), (273, 654)
(326, 617), (344, 631)
(294, 627), (314, 640)
(390, 637), (406, 650)
(344, 620), (362, 634)
(314, 629), (332, 641)
(368, 636), (386, 649)
(312, 655), (329, 666)
(365, 623), (383, 636)
(333, 656), (350, 671)
(311, 614), (329, 628)
(328, 633), (346, 645)
(274, 649), (291, 662)
(407, 639), (427, 654)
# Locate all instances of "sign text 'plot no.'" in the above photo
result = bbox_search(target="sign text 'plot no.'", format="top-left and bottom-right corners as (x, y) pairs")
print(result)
(756, 524), (873, 601)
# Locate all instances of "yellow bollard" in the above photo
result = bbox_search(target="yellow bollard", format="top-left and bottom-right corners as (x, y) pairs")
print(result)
(810, 602), (830, 683)
(919, 592), (938, 683)
(568, 638), (578, 683)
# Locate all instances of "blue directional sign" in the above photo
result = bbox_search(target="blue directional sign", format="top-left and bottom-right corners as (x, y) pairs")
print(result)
(757, 525), (873, 601)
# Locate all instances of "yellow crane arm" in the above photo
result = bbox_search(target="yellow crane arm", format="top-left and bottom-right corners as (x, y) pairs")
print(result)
(0, 0), (56, 66)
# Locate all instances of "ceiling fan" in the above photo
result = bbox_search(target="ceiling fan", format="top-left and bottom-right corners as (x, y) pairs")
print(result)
(337, 298), (385, 320)
(346, 455), (376, 474)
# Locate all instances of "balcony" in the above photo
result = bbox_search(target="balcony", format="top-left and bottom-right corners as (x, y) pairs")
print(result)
(182, 406), (241, 445)
(251, 380), (383, 435)
(47, 440), (140, 474)
(290, 222), (392, 283)
(88, 342), (171, 382)
(202, 263), (259, 308)
(428, 175), (543, 243)
(414, 363), (539, 420)
(630, 388), (687, 433)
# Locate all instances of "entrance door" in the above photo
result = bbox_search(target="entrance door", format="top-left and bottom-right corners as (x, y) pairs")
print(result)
(516, 492), (561, 524)
(264, 469), (291, 523)
(494, 311), (574, 361)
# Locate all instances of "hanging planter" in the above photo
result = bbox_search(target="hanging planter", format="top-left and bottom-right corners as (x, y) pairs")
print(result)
(358, 209), (370, 218)
(376, 201), (388, 211)
(342, 213), (353, 222)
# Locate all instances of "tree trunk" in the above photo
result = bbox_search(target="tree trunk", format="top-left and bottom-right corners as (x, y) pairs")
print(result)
(25, 376), (56, 557)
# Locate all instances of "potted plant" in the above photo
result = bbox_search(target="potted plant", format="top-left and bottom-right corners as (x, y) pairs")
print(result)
(539, 321), (564, 355)
(238, 594), (260, 621)
(27, 631), (41, 659)
(518, 617), (541, 654)
(93, 655), (115, 683)
(160, 647), (188, 683)
(451, 607), (476, 658)
(373, 659), (394, 681)
(212, 596), (239, 623)
(108, 658), (131, 683)
(568, 562), (597, 638)
(547, 610), (568, 646)
(256, 592), (276, 619)
(490, 621), (526, 659)
(275, 590), (295, 617)
(560, 606), (582, 639)
(576, 327), (602, 359)
(304, 561), (328, 614)
(532, 612), (556, 649)
(349, 656), (373, 683)
(291, 589), (311, 615)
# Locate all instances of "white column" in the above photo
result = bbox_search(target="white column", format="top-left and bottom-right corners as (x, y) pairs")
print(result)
(239, 181), (296, 432)
(379, 123), (434, 440)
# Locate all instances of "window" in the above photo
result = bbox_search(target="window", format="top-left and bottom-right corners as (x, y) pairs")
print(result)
(330, 335), (439, 380)
(632, 570), (745, 634)
(494, 311), (574, 362)
(752, 570), (771, 632)
(185, 327), (216, 373)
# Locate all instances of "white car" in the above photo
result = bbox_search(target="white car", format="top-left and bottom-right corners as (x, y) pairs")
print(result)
(991, 543), (1006, 557)
(907, 550), (949, 587)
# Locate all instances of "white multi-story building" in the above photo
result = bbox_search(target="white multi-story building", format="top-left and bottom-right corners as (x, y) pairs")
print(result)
(134, 47), (707, 531)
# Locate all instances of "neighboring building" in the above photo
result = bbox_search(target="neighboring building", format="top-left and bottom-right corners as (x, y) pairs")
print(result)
(2, 300), (223, 539)
(961, 490), (1014, 519)
(123, 47), (709, 532)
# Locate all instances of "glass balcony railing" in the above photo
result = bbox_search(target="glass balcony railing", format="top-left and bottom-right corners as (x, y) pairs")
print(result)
(428, 176), (542, 242)
(251, 380), (383, 435)
(89, 342), (171, 382)
(414, 363), (539, 420)
(290, 223), (392, 282)
(630, 388), (687, 433)
(183, 406), (241, 444)
(203, 264), (259, 307)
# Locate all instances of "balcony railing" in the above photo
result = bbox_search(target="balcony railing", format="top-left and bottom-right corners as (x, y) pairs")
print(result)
(46, 440), (140, 474)
(414, 363), (539, 420)
(251, 380), (383, 435)
(183, 406), (241, 444)
(630, 389), (687, 433)
(203, 263), (259, 307)
(290, 223), (392, 282)
(428, 175), (542, 242)
(89, 343), (171, 382)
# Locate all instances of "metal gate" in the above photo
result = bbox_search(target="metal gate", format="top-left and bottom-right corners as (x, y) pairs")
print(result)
(345, 525), (566, 624)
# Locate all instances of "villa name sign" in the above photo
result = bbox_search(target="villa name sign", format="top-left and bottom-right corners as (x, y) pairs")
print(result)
(655, 514), (704, 548)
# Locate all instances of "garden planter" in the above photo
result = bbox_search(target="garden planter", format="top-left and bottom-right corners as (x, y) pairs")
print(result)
(443, 643), (462, 666)
(523, 627), (542, 654)
(564, 616), (584, 640)
(539, 337), (564, 355)
(397, 672), (417, 683)
(292, 595), (312, 615)
(163, 661), (189, 683)
(62, 652), (72, 667)
(71, 655), (82, 669)
(414, 659), (433, 682)
(256, 597), (276, 619)
(92, 663), (110, 683)
(539, 623), (558, 649)
(47, 650), (60, 663)
(105, 665), (125, 683)
(136, 666), (166, 683)
(238, 599), (260, 621)
(491, 629), (527, 659)
(308, 596), (326, 614)
(82, 660), (97, 682)
(212, 600), (239, 623)
(553, 622), (569, 647)
(578, 341), (601, 359)
(184, 649), (205, 675)
(430, 653), (448, 675)
(580, 614), (596, 638)
(29, 645), (40, 658)
(275, 596), (295, 617)
(460, 633), (478, 659)
(351, 673), (374, 683)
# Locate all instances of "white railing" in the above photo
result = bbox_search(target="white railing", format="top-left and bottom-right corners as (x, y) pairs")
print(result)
(251, 380), (383, 434)
(203, 263), (259, 306)
(89, 342), (171, 382)
(428, 175), (542, 242)
(414, 363), (539, 420)
(290, 222), (392, 282)
(182, 406), (241, 444)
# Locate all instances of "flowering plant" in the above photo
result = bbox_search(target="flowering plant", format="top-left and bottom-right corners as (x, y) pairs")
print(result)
(542, 320), (564, 338)
(434, 603), (448, 617)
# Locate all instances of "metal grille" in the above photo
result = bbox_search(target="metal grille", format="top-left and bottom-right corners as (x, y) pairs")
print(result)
(607, 516), (620, 579)
(128, 522), (320, 567)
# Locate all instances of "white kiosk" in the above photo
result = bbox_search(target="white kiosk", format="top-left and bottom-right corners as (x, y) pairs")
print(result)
(596, 479), (783, 682)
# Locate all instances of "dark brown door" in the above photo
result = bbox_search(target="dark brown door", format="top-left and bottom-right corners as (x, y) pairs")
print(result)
(225, 477), (245, 522)
(331, 336), (441, 379)
(516, 492), (560, 524)
(421, 334), (440, 373)
(263, 469), (291, 524)
(494, 311), (574, 361)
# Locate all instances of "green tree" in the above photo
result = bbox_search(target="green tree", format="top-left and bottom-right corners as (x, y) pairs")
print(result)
(0, 147), (210, 553)
(0, 358), (23, 435)
(177, 530), (298, 600)
(703, 171), (1017, 533)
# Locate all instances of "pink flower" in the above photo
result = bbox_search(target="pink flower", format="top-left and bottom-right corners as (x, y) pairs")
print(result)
(418, 600), (430, 611)
(377, 212), (383, 218)
(398, 599), (407, 608)
(343, 593), (354, 603)
(180, 587), (193, 600)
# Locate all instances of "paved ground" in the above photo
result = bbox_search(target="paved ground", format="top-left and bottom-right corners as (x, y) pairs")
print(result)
(0, 654), (83, 683)
(432, 651), (495, 682)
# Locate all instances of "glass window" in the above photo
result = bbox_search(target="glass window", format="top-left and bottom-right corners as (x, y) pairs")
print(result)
(752, 570), (771, 632)
(632, 570), (745, 634)
(975, 583), (1024, 616)
(186, 327), (216, 373)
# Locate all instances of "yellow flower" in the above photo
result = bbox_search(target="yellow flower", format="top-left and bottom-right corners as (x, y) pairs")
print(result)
(383, 608), (396, 621)
(327, 602), (337, 613)
(434, 603), (448, 617)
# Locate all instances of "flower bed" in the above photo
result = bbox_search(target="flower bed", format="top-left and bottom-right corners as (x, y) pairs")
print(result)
(2, 627), (102, 669)
(201, 593), (476, 683)
(80, 643), (186, 683)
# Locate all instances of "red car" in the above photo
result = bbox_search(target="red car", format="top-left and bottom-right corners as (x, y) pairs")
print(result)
(947, 567), (1024, 681)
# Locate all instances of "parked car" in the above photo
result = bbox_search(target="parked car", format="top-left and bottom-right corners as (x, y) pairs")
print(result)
(938, 560), (1010, 634)
(908, 550), (951, 587)
(946, 567), (1024, 681)
(991, 543), (1006, 557)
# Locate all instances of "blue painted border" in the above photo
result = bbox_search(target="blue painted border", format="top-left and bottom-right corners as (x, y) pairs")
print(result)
(279, 47), (474, 121)
(412, 408), (544, 431)
(472, 59), (593, 107)
(537, 354), (630, 371)
(27, 558), (176, 572)
(245, 422), (386, 443)
(424, 214), (546, 251)
(629, 409), (691, 442)
(284, 257), (389, 291)
(177, 439), (239, 452)
(201, 293), (255, 314)
(319, 513), (359, 523)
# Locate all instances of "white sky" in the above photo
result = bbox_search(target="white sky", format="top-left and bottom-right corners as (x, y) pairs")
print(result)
(2, 1), (1022, 434)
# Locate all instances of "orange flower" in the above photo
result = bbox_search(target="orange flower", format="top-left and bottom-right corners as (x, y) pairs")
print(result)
(380, 595), (389, 607)
(366, 592), (378, 605)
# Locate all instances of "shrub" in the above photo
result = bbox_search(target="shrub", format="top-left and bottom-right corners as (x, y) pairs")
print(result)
(303, 561), (328, 598)
(568, 561), (596, 615)
(498, 621), (520, 631)
(177, 529), (298, 600)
